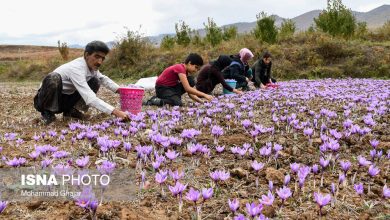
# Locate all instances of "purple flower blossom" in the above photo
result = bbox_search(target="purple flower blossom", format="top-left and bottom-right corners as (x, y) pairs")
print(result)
(357, 155), (371, 167)
(259, 191), (274, 206)
(276, 186), (292, 201)
(304, 128), (313, 137)
(53, 163), (73, 176)
(210, 170), (230, 182)
(169, 169), (184, 182)
(0, 201), (7, 214)
(41, 158), (53, 168)
(155, 170), (168, 184)
(52, 151), (70, 159)
(241, 119), (252, 129)
(228, 198), (239, 213)
(290, 162), (300, 174)
(202, 188), (213, 200)
(211, 125), (224, 137)
(338, 173), (346, 184)
(319, 157), (330, 169)
(185, 188), (200, 203)
(383, 185), (390, 199)
(216, 146), (225, 153)
(246, 202), (263, 218)
(29, 151), (40, 160)
(168, 181), (187, 197)
(313, 192), (331, 208)
(354, 183), (364, 195)
(6, 157), (26, 167)
(97, 160), (116, 175)
(312, 164), (319, 174)
(251, 160), (264, 172)
(284, 174), (291, 186)
(339, 160), (351, 173)
(368, 165), (380, 177)
(165, 150), (179, 161)
(76, 156), (89, 168)
(369, 139), (379, 148)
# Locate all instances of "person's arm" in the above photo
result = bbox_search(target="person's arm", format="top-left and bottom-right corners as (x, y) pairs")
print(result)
(96, 71), (120, 93)
(267, 62), (273, 84)
(188, 93), (204, 103)
(230, 65), (247, 82)
(69, 73), (128, 119)
(178, 73), (213, 102)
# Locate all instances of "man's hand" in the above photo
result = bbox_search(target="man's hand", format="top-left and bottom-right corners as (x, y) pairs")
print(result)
(204, 94), (213, 102)
(260, 84), (267, 89)
(233, 89), (243, 95)
(246, 77), (250, 83)
(112, 108), (129, 120)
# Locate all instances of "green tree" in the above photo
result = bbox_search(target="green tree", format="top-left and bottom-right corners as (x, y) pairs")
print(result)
(204, 17), (223, 47)
(279, 19), (296, 39)
(57, 40), (69, 60)
(355, 22), (368, 39)
(160, 35), (176, 50)
(253, 12), (278, 43)
(222, 26), (238, 41)
(191, 30), (204, 46)
(314, 0), (356, 38)
(175, 20), (191, 46)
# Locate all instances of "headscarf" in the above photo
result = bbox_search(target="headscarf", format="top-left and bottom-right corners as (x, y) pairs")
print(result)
(239, 48), (254, 64)
(211, 55), (232, 71)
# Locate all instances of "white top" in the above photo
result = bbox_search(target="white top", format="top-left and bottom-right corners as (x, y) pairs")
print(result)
(53, 57), (119, 114)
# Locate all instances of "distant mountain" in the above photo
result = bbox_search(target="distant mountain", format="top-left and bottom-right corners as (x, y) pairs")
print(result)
(148, 4), (390, 45)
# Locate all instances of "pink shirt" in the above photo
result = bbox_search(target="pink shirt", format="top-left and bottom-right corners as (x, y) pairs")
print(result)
(156, 64), (187, 87)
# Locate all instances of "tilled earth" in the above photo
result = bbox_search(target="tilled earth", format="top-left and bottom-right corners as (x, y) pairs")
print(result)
(0, 79), (389, 220)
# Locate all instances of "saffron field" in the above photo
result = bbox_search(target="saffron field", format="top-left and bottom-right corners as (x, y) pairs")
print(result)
(0, 79), (389, 219)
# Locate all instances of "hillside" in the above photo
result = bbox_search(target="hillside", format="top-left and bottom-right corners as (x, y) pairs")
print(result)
(0, 45), (83, 61)
(148, 4), (390, 45)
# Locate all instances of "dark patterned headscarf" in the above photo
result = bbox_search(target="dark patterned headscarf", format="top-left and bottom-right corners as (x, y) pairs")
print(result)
(211, 55), (232, 71)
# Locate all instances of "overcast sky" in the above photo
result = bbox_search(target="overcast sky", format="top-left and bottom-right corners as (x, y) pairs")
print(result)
(1, 0), (388, 46)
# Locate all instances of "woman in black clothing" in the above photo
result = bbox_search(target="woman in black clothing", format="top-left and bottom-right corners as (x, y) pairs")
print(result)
(251, 52), (276, 89)
(196, 55), (243, 95)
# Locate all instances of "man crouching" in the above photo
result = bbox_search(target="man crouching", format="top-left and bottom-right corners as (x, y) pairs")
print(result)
(34, 40), (128, 125)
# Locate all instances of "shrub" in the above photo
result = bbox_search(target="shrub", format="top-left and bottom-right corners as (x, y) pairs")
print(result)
(204, 17), (223, 47)
(314, 0), (356, 38)
(222, 26), (238, 41)
(175, 21), (191, 46)
(279, 19), (296, 40)
(57, 40), (69, 60)
(160, 35), (176, 50)
(253, 12), (278, 43)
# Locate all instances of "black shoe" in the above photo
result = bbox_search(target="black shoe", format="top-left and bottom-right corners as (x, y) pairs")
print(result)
(63, 108), (85, 120)
(144, 96), (162, 106)
(41, 111), (56, 125)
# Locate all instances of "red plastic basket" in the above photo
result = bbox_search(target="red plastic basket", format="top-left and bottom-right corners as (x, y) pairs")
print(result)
(118, 87), (145, 115)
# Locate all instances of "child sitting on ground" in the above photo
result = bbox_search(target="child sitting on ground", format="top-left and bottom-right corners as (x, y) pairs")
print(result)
(145, 53), (213, 106)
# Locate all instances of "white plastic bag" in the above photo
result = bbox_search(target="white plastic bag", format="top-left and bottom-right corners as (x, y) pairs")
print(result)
(134, 76), (157, 90)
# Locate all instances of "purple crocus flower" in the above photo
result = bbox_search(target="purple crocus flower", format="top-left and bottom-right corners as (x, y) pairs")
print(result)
(0, 201), (7, 214)
(383, 185), (390, 199)
(331, 183), (336, 195)
(75, 156), (89, 168)
(155, 171), (168, 184)
(152, 161), (161, 170)
(357, 155), (371, 167)
(165, 150), (179, 161)
(284, 174), (291, 186)
(169, 169), (184, 182)
(41, 158), (53, 168)
(338, 173), (346, 184)
(269, 181), (274, 191)
(234, 214), (246, 220)
(369, 139), (379, 148)
(185, 188), (200, 203)
(251, 160), (264, 172)
(123, 142), (132, 152)
(6, 157), (26, 167)
(246, 202), (263, 218)
(259, 190), (275, 206)
(276, 186), (292, 202)
(97, 160), (116, 175)
(354, 183), (364, 195)
(312, 164), (319, 174)
(290, 162), (300, 174)
(216, 146), (225, 153)
(313, 192), (331, 208)
(368, 165), (380, 177)
(75, 197), (90, 208)
(228, 198), (240, 213)
(339, 160), (351, 173)
(168, 181), (187, 197)
(211, 125), (224, 137)
(304, 128), (313, 137)
(202, 188), (213, 200)
(319, 157), (330, 169)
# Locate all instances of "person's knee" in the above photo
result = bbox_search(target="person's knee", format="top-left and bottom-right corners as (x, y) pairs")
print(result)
(88, 77), (100, 93)
(171, 97), (182, 106)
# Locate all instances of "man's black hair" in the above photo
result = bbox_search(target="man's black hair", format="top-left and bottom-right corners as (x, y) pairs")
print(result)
(184, 53), (203, 66)
(262, 51), (272, 59)
(85, 41), (110, 55)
